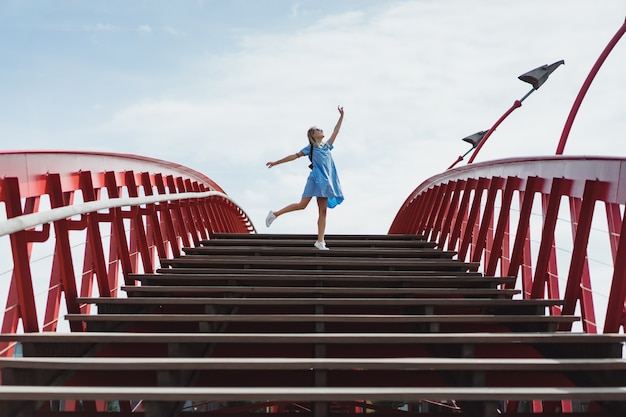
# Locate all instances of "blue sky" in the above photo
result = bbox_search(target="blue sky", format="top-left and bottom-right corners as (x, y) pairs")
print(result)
(1, 0), (625, 235)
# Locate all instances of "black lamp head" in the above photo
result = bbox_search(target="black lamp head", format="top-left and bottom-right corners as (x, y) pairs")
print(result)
(518, 59), (565, 90)
(462, 130), (489, 148)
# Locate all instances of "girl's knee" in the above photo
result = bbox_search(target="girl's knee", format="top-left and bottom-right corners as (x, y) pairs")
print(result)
(293, 200), (309, 211)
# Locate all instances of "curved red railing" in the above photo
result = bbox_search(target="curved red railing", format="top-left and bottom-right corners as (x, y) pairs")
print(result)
(389, 155), (626, 334)
(0, 151), (254, 353)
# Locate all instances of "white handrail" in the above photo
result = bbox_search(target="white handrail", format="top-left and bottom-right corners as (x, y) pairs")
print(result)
(0, 191), (240, 238)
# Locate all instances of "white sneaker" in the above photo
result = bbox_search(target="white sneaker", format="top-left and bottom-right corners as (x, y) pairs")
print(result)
(265, 211), (277, 227)
(314, 241), (329, 250)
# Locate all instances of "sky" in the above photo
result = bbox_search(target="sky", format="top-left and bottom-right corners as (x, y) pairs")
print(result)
(1, 0), (625, 237)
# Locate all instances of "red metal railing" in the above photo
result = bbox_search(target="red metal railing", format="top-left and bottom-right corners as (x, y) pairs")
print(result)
(389, 155), (626, 334)
(0, 151), (254, 353)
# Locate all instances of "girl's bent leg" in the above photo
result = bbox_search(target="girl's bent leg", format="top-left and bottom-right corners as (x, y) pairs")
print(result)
(274, 197), (312, 217)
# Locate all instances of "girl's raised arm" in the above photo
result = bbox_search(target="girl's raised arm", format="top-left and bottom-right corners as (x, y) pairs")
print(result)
(327, 105), (344, 145)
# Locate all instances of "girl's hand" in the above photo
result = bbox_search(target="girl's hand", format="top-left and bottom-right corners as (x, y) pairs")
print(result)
(338, 105), (344, 116)
(266, 161), (276, 168)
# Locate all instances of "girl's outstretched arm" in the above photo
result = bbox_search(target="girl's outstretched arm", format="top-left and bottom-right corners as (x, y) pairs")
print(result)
(266, 151), (304, 168)
(327, 105), (344, 145)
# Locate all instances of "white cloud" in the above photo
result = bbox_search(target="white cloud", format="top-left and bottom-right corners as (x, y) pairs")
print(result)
(163, 25), (180, 35)
(137, 25), (152, 33)
(88, 23), (121, 32)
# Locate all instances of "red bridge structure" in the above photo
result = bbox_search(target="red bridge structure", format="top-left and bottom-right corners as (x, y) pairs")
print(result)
(1, 18), (626, 417)
(1, 150), (626, 417)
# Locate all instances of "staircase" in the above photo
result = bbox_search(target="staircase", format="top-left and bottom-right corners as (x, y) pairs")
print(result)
(1, 233), (626, 417)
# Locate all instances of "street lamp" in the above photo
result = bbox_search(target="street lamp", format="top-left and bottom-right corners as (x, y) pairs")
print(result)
(466, 60), (564, 164)
(448, 131), (488, 169)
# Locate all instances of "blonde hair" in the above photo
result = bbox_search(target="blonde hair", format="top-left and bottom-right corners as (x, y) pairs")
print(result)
(307, 127), (317, 146)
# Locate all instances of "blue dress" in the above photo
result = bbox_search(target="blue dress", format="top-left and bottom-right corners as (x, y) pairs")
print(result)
(300, 142), (344, 208)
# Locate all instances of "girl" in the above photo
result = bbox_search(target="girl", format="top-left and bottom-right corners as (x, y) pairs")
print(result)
(265, 106), (345, 250)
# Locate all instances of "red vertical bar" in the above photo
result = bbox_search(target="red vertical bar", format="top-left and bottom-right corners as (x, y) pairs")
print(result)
(176, 176), (200, 246)
(542, 194), (562, 314)
(186, 179), (209, 240)
(413, 190), (437, 235)
(403, 197), (423, 235)
(140, 172), (168, 260)
(210, 197), (228, 233)
(545, 243), (561, 310)
(486, 177), (520, 276)
(166, 175), (191, 248)
(205, 196), (222, 233)
(520, 219), (534, 298)
(192, 183), (215, 240)
(46, 174), (83, 332)
(106, 223), (122, 295)
(124, 171), (154, 274)
(437, 181), (463, 250)
(605, 202), (622, 263)
(530, 178), (571, 299)
(430, 182), (454, 245)
(79, 234), (97, 306)
(154, 174), (181, 258)
(422, 185), (445, 241)
(471, 177), (504, 264)
(566, 197), (596, 333)
(222, 200), (236, 233)
(604, 199), (626, 332)
(43, 249), (64, 332)
(506, 177), (542, 282)
(499, 220), (511, 278)
(104, 172), (134, 285)
(79, 172), (112, 297)
(388, 206), (405, 234)
(401, 195), (423, 236)
(485, 211), (495, 269)
(1, 180), (40, 333)
(443, 181), (466, 249)
(449, 179), (476, 252)
(407, 196), (425, 235)
(561, 180), (605, 330)
(458, 178), (488, 262)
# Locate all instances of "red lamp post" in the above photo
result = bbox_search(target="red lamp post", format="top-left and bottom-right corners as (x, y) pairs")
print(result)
(556, 17), (626, 155)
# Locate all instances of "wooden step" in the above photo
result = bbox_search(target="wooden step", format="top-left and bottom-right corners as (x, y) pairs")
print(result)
(79, 296), (563, 308)
(154, 267), (484, 277)
(8, 412), (615, 417)
(5, 356), (624, 372)
(67, 312), (578, 334)
(1, 385), (626, 402)
(4, 332), (623, 359)
(212, 233), (428, 242)
(202, 237), (437, 249)
(121, 285), (520, 298)
(160, 256), (479, 272)
(131, 273), (514, 288)
(184, 246), (455, 258)
(3, 357), (623, 394)
(66, 313), (579, 326)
